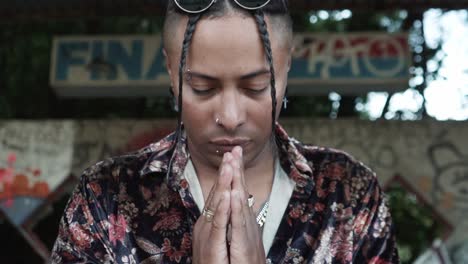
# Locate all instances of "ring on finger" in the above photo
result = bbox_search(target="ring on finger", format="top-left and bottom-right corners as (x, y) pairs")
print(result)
(247, 194), (255, 208)
(202, 207), (215, 222)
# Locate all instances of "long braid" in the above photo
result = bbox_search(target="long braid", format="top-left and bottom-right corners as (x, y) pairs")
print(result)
(167, 14), (201, 182)
(254, 10), (277, 136)
(176, 14), (201, 139)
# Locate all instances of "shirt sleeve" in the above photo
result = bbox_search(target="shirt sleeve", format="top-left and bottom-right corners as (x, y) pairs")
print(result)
(50, 164), (117, 264)
(352, 167), (400, 264)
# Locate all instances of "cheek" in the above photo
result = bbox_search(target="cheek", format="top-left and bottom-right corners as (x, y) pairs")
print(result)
(246, 96), (275, 129)
(181, 97), (211, 131)
(181, 101), (212, 149)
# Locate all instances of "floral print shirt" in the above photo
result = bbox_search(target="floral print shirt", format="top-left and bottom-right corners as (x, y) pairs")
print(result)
(51, 124), (399, 264)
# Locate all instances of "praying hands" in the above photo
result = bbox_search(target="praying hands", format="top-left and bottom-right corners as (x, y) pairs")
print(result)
(192, 146), (266, 264)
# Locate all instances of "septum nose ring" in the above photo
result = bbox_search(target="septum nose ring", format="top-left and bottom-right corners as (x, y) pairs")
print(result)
(215, 118), (220, 125)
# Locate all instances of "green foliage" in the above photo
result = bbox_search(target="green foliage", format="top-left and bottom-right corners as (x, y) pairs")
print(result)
(289, 9), (417, 118)
(0, 17), (169, 119)
(386, 183), (446, 263)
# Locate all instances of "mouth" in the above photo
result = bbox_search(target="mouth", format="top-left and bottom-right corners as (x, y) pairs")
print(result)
(210, 138), (251, 153)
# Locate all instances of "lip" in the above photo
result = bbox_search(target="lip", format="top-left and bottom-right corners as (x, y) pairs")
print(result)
(210, 138), (251, 147)
(210, 138), (251, 153)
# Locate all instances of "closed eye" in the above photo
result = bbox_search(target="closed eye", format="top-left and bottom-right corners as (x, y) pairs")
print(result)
(192, 87), (215, 95)
(244, 86), (268, 95)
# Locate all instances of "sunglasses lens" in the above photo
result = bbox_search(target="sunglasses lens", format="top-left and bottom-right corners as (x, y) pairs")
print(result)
(235, 0), (271, 9)
(175, 0), (214, 13)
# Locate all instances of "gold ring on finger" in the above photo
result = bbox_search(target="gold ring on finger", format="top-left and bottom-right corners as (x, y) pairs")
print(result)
(202, 208), (215, 222)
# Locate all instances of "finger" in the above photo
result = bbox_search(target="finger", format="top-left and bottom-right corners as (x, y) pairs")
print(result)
(231, 147), (258, 233)
(231, 190), (259, 254)
(232, 190), (260, 255)
(203, 153), (233, 218)
(230, 147), (247, 199)
(230, 147), (255, 227)
(220, 153), (236, 192)
(230, 190), (248, 239)
(232, 146), (245, 182)
(204, 181), (216, 210)
(209, 191), (230, 242)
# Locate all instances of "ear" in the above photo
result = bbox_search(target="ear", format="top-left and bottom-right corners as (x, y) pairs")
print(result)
(163, 48), (177, 96)
(286, 46), (294, 73)
(163, 48), (173, 80)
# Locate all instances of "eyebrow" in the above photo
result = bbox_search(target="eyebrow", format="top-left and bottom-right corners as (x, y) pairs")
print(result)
(186, 71), (217, 81)
(185, 68), (270, 81)
(240, 69), (270, 80)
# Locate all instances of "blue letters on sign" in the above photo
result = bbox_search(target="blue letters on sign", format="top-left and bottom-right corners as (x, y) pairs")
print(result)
(145, 47), (165, 80)
(52, 34), (409, 90)
(90, 41), (105, 80)
(107, 40), (143, 80)
(54, 39), (162, 81)
(55, 41), (89, 80)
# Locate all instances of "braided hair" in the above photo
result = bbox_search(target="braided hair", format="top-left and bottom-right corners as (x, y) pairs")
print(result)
(164, 0), (291, 178)
(174, 14), (201, 152)
(254, 10), (277, 137)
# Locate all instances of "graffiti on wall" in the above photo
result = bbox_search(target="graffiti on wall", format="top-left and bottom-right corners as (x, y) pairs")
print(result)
(291, 33), (409, 80)
(1, 119), (468, 248)
(428, 133), (468, 214)
(72, 120), (175, 176)
(0, 121), (74, 225)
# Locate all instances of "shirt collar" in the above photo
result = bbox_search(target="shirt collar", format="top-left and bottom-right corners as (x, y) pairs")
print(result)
(139, 123), (314, 192)
(139, 132), (178, 173)
(275, 123), (314, 191)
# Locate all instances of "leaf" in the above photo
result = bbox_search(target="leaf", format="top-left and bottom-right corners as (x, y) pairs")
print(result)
(140, 255), (162, 264)
(136, 237), (161, 255)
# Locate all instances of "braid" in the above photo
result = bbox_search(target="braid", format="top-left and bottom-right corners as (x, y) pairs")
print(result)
(176, 14), (201, 140)
(254, 10), (277, 134)
(167, 14), (201, 181)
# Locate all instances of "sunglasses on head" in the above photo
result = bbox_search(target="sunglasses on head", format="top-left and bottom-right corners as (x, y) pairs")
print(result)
(173, 0), (271, 13)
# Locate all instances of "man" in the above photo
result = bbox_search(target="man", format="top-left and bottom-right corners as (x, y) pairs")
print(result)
(51, 0), (399, 263)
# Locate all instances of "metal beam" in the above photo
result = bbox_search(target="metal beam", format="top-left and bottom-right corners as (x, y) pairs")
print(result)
(1, 0), (468, 22)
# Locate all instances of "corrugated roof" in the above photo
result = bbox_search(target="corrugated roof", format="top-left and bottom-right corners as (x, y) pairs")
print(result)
(1, 0), (467, 22)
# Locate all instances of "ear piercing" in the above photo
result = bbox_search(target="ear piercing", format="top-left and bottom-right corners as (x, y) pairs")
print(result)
(282, 97), (289, 109)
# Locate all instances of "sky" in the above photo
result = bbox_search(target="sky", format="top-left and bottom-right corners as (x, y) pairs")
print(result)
(366, 9), (468, 121)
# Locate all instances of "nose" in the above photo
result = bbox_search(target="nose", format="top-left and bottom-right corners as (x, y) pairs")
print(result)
(216, 89), (246, 132)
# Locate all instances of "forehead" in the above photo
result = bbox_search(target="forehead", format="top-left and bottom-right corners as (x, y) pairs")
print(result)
(192, 15), (280, 77)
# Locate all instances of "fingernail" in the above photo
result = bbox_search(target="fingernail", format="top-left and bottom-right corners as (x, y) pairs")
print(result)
(233, 146), (239, 155)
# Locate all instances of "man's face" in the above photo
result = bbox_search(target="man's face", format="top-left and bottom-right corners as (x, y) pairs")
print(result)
(165, 14), (291, 169)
